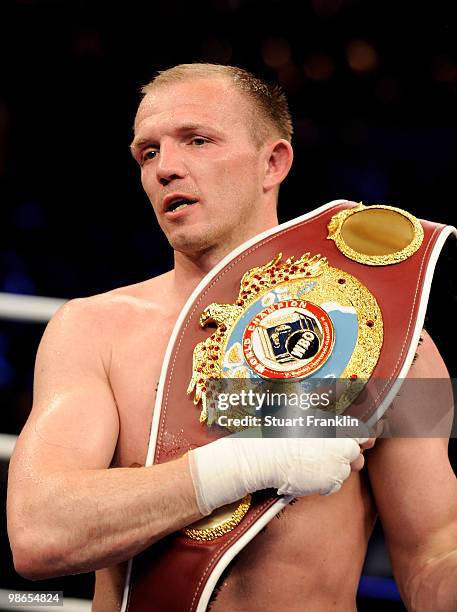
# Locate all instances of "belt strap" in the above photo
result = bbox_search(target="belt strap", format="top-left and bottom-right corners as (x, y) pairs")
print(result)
(122, 200), (456, 612)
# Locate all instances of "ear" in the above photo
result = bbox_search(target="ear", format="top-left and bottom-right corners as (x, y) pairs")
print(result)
(263, 139), (294, 192)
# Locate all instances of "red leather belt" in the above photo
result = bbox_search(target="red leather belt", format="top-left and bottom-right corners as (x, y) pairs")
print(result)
(122, 199), (456, 612)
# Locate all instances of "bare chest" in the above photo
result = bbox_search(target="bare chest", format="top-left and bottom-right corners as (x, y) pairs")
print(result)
(210, 472), (376, 611)
(108, 312), (178, 468)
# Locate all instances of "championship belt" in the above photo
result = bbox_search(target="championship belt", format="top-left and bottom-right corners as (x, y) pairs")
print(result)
(122, 199), (456, 612)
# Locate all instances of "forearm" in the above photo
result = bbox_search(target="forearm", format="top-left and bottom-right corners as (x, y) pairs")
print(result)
(405, 550), (457, 612)
(8, 455), (202, 579)
(9, 433), (364, 579)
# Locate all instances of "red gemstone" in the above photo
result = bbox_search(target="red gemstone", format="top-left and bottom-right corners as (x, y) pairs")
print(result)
(350, 374), (358, 380)
(338, 278), (346, 284)
(366, 320), (374, 327)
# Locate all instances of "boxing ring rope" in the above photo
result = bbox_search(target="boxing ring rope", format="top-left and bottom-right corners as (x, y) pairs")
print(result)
(0, 433), (16, 461)
(0, 293), (65, 463)
(0, 293), (65, 461)
(0, 292), (400, 605)
(0, 292), (65, 323)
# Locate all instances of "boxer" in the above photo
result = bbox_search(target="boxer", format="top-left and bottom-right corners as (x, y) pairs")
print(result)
(7, 64), (457, 611)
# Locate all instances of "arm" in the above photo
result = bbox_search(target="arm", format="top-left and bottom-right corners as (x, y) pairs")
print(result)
(7, 298), (202, 579)
(367, 331), (457, 611)
(7, 297), (365, 580)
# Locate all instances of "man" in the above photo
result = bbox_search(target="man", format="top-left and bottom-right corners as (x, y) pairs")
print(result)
(7, 64), (457, 611)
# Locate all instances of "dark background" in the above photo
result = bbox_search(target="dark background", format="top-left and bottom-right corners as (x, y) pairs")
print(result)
(1, 0), (456, 609)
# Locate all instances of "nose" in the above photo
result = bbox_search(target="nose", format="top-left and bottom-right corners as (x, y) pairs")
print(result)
(155, 139), (187, 186)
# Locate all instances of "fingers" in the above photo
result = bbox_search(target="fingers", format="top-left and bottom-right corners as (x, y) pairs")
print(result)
(344, 437), (370, 472)
(350, 453), (365, 472)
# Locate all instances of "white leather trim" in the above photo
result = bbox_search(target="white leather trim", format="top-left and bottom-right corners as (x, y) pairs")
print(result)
(196, 495), (292, 611)
(120, 558), (133, 612)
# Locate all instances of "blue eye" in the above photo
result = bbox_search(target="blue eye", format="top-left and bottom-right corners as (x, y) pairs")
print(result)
(192, 138), (207, 146)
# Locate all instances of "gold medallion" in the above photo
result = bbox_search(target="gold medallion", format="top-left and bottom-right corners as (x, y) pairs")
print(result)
(183, 495), (252, 541)
(327, 203), (424, 265)
(188, 252), (383, 423)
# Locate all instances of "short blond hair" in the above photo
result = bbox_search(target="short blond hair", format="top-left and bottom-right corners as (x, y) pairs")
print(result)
(140, 63), (293, 146)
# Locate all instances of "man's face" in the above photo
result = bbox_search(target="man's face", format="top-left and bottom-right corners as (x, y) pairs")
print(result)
(131, 78), (268, 255)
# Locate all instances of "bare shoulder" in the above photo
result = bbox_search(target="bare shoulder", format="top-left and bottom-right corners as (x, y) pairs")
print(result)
(48, 271), (174, 332)
(368, 328), (453, 479)
(104, 270), (174, 305)
(35, 272), (175, 385)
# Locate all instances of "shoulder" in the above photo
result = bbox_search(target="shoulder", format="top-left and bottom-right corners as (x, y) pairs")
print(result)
(53, 271), (173, 324)
(372, 329), (453, 440)
(43, 271), (174, 347)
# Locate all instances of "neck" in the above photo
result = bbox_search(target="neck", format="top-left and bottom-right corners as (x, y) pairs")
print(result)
(171, 207), (279, 303)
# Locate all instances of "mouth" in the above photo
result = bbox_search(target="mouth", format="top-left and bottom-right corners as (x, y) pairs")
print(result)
(163, 194), (199, 214)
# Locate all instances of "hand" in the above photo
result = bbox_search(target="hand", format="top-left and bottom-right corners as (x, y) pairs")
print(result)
(188, 436), (364, 515)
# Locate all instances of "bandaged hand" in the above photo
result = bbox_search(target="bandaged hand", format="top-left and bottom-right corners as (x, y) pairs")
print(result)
(188, 437), (363, 516)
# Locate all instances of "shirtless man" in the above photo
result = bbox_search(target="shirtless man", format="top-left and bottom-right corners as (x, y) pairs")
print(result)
(7, 64), (457, 611)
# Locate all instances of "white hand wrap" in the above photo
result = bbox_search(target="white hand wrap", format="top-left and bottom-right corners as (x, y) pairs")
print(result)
(188, 437), (362, 516)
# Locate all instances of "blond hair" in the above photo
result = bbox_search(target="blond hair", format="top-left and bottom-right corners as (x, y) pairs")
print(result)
(140, 63), (293, 146)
